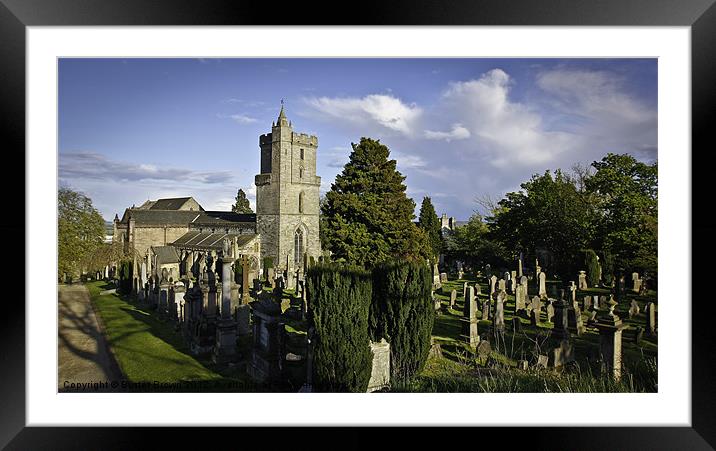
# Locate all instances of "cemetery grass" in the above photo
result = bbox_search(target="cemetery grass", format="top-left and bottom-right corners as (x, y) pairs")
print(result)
(85, 281), (258, 392)
(417, 276), (658, 393)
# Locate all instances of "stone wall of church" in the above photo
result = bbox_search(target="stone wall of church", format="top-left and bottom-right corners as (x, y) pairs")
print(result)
(133, 226), (190, 258)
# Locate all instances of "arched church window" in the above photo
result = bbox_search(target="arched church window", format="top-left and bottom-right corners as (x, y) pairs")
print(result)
(294, 228), (304, 266)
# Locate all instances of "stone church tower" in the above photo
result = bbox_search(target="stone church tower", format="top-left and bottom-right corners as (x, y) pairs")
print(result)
(255, 105), (322, 273)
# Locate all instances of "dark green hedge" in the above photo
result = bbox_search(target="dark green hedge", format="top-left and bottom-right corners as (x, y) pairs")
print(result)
(307, 263), (373, 392)
(585, 249), (600, 287)
(370, 260), (434, 381)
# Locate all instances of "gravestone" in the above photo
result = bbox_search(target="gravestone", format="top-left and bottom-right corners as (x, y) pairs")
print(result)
(247, 298), (283, 383)
(567, 304), (585, 336)
(628, 300), (640, 319)
(515, 283), (526, 312)
(645, 302), (656, 335)
(568, 281), (577, 306)
(550, 339), (575, 368)
(474, 283), (481, 296)
(214, 253), (238, 364)
(517, 258), (523, 278)
(482, 300), (490, 321)
(546, 300), (555, 323)
(550, 299), (570, 340)
(538, 272), (547, 298)
(450, 289), (457, 309)
(367, 339), (391, 392)
(493, 291), (506, 332)
(440, 272), (448, 283)
(489, 275), (498, 296)
(583, 295), (593, 311)
(462, 282), (468, 299)
(432, 263), (441, 289)
(510, 271), (517, 294)
(578, 270), (588, 290)
(598, 295), (608, 310)
(631, 272), (642, 293)
(498, 279), (506, 292)
(595, 310), (628, 381)
(460, 286), (479, 348)
(535, 354), (549, 369)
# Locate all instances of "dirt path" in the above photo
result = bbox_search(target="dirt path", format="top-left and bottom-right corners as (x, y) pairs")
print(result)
(58, 284), (122, 392)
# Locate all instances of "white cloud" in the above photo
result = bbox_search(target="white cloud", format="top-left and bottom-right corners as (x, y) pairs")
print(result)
(304, 94), (422, 136)
(441, 68), (574, 168)
(229, 114), (258, 124)
(424, 123), (471, 142)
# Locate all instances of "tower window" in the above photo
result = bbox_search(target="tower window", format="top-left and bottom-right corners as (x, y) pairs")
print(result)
(300, 148), (304, 159)
(298, 192), (304, 213)
(299, 168), (304, 179)
(294, 228), (304, 266)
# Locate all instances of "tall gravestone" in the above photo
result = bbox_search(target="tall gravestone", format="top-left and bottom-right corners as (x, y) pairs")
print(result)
(489, 275), (498, 297)
(645, 302), (657, 335)
(538, 272), (547, 298)
(460, 286), (479, 349)
(595, 308), (628, 381)
(493, 291), (506, 333)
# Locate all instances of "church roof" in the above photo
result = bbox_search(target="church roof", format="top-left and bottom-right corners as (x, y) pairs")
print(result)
(150, 197), (202, 210)
(171, 231), (258, 251)
(152, 245), (180, 265)
(191, 211), (256, 226)
(120, 209), (202, 226)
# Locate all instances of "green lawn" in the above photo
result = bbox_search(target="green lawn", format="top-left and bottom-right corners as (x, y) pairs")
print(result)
(86, 281), (252, 391)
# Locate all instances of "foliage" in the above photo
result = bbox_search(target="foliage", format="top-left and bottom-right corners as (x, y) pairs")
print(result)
(320, 137), (430, 267)
(307, 263), (373, 392)
(584, 249), (600, 287)
(585, 154), (658, 277)
(487, 170), (595, 281)
(231, 188), (253, 214)
(418, 197), (443, 261)
(58, 187), (106, 280)
(370, 260), (435, 381)
(444, 213), (509, 269)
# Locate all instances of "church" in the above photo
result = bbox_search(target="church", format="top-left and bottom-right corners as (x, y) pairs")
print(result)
(112, 105), (322, 285)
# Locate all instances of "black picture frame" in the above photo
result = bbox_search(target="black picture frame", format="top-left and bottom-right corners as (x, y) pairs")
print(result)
(3, 0), (712, 448)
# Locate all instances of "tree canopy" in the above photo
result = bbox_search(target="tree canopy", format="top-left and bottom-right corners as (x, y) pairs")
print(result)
(58, 187), (105, 280)
(320, 137), (429, 267)
(232, 188), (253, 214)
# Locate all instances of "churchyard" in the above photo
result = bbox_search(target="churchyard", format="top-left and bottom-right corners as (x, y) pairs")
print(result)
(82, 257), (657, 393)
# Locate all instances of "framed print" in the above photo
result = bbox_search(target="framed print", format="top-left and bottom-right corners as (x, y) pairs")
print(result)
(3, 0), (714, 448)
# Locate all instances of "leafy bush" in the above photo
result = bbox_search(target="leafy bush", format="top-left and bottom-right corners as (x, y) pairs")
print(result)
(370, 260), (434, 381)
(307, 263), (373, 392)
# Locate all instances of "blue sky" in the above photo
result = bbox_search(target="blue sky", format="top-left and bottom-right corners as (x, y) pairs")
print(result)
(58, 58), (657, 221)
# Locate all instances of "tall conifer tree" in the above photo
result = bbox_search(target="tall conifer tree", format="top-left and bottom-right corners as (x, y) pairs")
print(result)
(321, 138), (428, 267)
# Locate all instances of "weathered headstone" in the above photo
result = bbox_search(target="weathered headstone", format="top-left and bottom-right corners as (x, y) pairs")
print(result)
(489, 275), (498, 296)
(538, 272), (547, 298)
(550, 299), (570, 340)
(482, 300), (490, 321)
(460, 286), (479, 348)
(546, 300), (555, 323)
(510, 270), (517, 294)
(462, 281), (468, 299)
(578, 270), (588, 290)
(440, 272), (448, 283)
(535, 354), (549, 369)
(493, 290), (506, 332)
(498, 279), (506, 292)
(631, 272), (642, 293)
(628, 300), (640, 319)
(367, 339), (391, 392)
(595, 310), (628, 381)
(645, 302), (656, 335)
(583, 295), (593, 311)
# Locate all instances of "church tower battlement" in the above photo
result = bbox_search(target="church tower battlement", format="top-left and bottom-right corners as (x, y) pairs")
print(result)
(255, 104), (321, 273)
